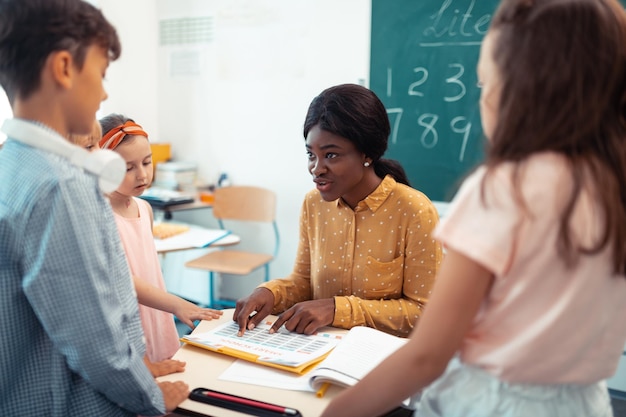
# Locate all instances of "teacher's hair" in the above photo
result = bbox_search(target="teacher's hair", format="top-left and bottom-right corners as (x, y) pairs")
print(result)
(303, 83), (410, 186)
(486, 0), (626, 274)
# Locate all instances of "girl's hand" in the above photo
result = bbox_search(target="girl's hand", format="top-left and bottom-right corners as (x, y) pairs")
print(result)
(173, 299), (223, 329)
(144, 356), (186, 377)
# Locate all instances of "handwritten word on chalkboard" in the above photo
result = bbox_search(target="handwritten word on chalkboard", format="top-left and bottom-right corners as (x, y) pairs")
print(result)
(370, 0), (499, 201)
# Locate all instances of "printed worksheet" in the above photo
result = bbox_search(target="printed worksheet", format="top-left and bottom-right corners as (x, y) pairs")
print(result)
(182, 320), (342, 371)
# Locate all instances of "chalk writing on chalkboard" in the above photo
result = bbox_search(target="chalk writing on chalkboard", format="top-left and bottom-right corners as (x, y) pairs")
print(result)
(370, 0), (499, 201)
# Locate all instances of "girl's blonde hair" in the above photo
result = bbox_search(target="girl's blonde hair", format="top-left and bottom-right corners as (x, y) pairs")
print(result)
(68, 119), (102, 150)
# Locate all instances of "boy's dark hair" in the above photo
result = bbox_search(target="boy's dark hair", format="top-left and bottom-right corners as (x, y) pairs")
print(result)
(303, 83), (411, 186)
(0, 0), (121, 104)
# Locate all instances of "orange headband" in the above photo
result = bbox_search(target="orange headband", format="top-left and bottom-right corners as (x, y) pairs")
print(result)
(99, 121), (148, 150)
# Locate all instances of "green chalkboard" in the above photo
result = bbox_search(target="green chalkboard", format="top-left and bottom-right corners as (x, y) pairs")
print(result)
(371, 0), (626, 202)
(370, 0), (499, 201)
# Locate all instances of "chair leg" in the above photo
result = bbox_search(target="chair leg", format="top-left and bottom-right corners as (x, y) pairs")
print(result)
(219, 299), (236, 308)
(209, 270), (216, 309)
(208, 268), (270, 309)
(263, 264), (270, 282)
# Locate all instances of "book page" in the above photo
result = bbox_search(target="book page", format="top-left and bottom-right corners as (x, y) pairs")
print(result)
(219, 359), (316, 392)
(309, 326), (407, 390)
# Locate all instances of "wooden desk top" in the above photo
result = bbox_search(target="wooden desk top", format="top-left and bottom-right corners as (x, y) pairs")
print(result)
(161, 200), (212, 213)
(155, 225), (240, 254)
(151, 200), (212, 220)
(158, 310), (344, 417)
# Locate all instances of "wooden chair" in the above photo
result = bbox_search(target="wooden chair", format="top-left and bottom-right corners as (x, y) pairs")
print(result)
(184, 186), (279, 308)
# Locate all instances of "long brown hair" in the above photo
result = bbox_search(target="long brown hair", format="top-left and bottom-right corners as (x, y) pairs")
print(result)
(485, 0), (626, 274)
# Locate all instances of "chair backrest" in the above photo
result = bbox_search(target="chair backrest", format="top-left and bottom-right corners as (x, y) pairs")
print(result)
(212, 186), (276, 222)
(212, 186), (280, 258)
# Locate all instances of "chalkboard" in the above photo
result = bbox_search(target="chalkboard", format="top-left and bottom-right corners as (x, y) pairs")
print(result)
(370, 0), (499, 201)
(371, 0), (626, 202)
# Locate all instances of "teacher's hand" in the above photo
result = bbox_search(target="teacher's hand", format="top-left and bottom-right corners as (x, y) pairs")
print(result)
(233, 287), (275, 336)
(270, 298), (335, 335)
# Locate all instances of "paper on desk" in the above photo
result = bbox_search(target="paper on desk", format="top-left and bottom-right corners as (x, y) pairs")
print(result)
(154, 227), (231, 252)
(219, 359), (316, 392)
(182, 321), (341, 373)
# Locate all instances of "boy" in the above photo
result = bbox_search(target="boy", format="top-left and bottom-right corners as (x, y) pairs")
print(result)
(0, 0), (188, 415)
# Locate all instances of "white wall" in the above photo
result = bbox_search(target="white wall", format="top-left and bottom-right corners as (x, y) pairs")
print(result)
(98, 0), (160, 136)
(0, 0), (159, 146)
(98, 0), (371, 304)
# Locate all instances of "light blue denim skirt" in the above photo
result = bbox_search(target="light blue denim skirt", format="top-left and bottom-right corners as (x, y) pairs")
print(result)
(415, 364), (613, 417)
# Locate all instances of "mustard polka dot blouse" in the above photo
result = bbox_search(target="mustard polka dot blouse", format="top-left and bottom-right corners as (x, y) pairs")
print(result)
(260, 175), (443, 337)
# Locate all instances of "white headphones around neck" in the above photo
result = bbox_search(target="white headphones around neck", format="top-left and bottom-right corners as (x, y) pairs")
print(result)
(1, 119), (125, 193)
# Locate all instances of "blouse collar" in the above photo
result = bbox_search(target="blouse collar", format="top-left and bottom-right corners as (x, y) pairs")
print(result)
(337, 175), (397, 213)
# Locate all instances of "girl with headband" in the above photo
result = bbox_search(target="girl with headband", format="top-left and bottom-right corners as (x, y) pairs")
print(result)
(99, 113), (222, 374)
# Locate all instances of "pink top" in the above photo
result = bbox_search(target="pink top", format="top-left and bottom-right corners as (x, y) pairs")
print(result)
(114, 198), (180, 362)
(435, 152), (626, 384)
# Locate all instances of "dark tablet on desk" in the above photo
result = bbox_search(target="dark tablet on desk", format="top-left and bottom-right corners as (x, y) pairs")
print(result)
(139, 188), (195, 209)
(186, 387), (412, 417)
(188, 388), (302, 417)
(140, 196), (195, 209)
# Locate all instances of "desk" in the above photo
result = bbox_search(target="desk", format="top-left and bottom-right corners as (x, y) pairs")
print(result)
(150, 200), (213, 220)
(141, 188), (213, 220)
(158, 310), (345, 417)
(155, 225), (240, 254)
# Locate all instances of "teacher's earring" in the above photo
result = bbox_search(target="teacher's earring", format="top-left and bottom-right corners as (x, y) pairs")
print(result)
(364, 161), (371, 167)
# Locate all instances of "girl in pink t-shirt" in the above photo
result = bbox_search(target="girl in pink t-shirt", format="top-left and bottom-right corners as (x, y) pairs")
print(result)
(98, 114), (222, 375)
(321, 1), (626, 416)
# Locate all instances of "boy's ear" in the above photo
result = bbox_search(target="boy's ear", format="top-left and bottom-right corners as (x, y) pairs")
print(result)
(48, 50), (75, 90)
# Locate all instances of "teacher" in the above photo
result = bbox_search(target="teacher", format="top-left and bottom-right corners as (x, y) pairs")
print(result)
(234, 84), (443, 338)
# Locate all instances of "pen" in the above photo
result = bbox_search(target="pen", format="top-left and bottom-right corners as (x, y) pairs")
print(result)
(316, 382), (330, 398)
(190, 388), (300, 416)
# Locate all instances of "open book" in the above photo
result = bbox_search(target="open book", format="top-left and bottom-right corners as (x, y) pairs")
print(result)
(218, 325), (408, 397)
(181, 320), (341, 374)
(306, 325), (407, 392)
